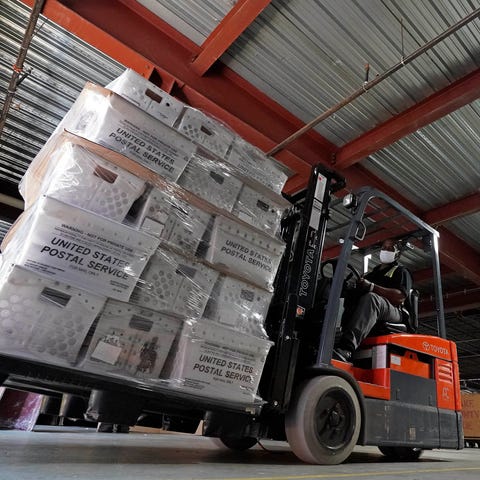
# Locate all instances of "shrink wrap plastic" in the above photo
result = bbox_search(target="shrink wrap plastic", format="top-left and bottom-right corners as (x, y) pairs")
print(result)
(177, 152), (243, 213)
(165, 320), (272, 403)
(127, 186), (212, 257)
(21, 133), (288, 238)
(15, 134), (286, 290)
(82, 299), (181, 381)
(175, 106), (235, 158)
(225, 137), (292, 194)
(205, 216), (284, 291)
(1, 70), (294, 404)
(50, 83), (195, 182)
(177, 151), (289, 236)
(1, 196), (159, 301)
(104, 69), (292, 199)
(131, 248), (219, 320)
(0, 263), (106, 365)
(25, 142), (146, 222)
(105, 69), (184, 127)
(203, 275), (272, 338)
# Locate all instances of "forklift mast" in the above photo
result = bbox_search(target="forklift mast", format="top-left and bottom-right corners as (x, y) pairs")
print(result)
(261, 165), (346, 411)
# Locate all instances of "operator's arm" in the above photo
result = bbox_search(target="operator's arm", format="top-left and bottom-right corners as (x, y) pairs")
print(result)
(360, 264), (411, 307)
(371, 283), (405, 307)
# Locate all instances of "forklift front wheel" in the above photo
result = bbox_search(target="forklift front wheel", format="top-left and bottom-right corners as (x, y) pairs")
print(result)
(378, 446), (423, 461)
(211, 436), (258, 451)
(285, 376), (361, 464)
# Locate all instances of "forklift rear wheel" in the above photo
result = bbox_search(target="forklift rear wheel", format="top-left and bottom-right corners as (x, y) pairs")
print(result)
(285, 376), (361, 464)
(211, 436), (257, 451)
(378, 446), (423, 461)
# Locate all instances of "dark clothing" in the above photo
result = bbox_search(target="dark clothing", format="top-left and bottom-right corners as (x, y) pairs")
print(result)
(339, 262), (412, 351)
(365, 262), (411, 297)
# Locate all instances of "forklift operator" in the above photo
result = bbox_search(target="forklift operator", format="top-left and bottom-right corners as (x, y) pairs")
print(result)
(333, 239), (412, 363)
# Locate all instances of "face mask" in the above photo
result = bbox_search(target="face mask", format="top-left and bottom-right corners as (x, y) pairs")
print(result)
(379, 249), (396, 264)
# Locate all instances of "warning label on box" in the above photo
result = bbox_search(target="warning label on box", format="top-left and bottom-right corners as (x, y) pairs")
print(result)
(17, 197), (159, 300)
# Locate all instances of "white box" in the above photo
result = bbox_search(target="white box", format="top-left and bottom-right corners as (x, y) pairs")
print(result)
(204, 275), (272, 338)
(167, 320), (272, 402)
(205, 216), (285, 291)
(42, 142), (146, 222)
(177, 154), (243, 212)
(129, 187), (212, 257)
(226, 137), (292, 194)
(82, 299), (181, 380)
(106, 69), (184, 127)
(175, 106), (235, 158)
(130, 249), (219, 319)
(58, 83), (195, 182)
(0, 265), (106, 365)
(3, 196), (159, 301)
(232, 184), (287, 237)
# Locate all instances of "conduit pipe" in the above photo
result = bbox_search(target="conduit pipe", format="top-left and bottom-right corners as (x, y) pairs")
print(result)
(0, 0), (46, 140)
(267, 7), (480, 157)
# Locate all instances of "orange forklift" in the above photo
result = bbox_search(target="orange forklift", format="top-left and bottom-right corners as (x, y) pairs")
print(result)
(0, 165), (463, 464)
(205, 164), (463, 463)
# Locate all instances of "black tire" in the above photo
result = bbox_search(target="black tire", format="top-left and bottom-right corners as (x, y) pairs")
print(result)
(212, 436), (257, 451)
(379, 446), (423, 461)
(285, 376), (361, 464)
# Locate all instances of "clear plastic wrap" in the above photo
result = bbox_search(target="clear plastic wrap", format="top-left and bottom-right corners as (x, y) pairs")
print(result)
(126, 186), (213, 257)
(203, 275), (272, 338)
(164, 320), (273, 402)
(177, 151), (289, 236)
(225, 136), (293, 194)
(177, 152), (243, 213)
(1, 196), (160, 301)
(130, 248), (219, 319)
(54, 83), (195, 182)
(0, 264), (106, 365)
(3, 79), (292, 405)
(232, 184), (285, 236)
(81, 299), (182, 381)
(175, 106), (235, 158)
(205, 216), (285, 291)
(27, 141), (146, 222)
(105, 69), (184, 127)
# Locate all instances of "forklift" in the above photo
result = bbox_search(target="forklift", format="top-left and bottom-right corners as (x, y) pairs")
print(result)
(0, 165), (463, 465)
(204, 164), (463, 464)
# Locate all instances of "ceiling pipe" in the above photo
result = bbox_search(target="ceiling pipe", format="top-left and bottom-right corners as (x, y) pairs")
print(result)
(267, 7), (480, 157)
(0, 0), (46, 140)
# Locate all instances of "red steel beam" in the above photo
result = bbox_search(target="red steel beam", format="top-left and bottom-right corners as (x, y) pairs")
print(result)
(437, 227), (480, 285)
(413, 265), (454, 283)
(34, 0), (155, 76)
(23, 0), (480, 287)
(191, 0), (272, 76)
(420, 288), (480, 317)
(334, 68), (480, 169)
(423, 191), (480, 226)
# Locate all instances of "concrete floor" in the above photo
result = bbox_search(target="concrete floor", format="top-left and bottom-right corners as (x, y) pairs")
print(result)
(1, 427), (480, 480)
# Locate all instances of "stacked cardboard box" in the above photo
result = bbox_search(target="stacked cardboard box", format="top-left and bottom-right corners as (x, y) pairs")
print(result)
(1, 69), (292, 404)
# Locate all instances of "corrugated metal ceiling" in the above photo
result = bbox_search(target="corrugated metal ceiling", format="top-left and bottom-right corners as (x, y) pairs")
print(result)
(0, 0), (124, 187)
(150, 0), (480, 141)
(0, 220), (11, 244)
(365, 102), (480, 210)
(447, 214), (480, 251)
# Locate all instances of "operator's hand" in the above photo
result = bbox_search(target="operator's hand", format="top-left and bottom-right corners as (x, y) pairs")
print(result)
(357, 277), (374, 293)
